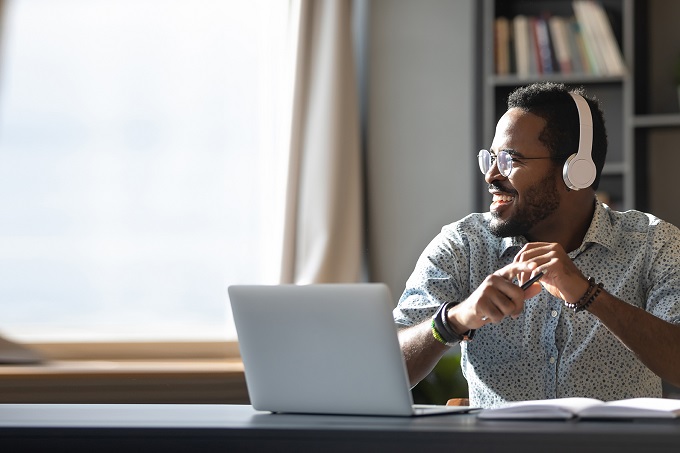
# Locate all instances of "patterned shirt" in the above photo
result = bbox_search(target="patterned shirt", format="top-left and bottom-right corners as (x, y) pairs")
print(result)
(394, 200), (680, 408)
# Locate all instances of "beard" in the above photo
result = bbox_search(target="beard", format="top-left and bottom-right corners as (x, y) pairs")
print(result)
(489, 171), (561, 238)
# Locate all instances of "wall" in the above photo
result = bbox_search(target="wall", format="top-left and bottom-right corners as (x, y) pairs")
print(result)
(365, 0), (478, 301)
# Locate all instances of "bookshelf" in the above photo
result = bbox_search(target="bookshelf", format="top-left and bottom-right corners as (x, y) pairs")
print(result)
(479, 0), (631, 213)
(632, 1), (680, 227)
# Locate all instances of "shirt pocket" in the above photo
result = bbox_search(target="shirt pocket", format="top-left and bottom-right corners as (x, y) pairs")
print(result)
(464, 317), (524, 366)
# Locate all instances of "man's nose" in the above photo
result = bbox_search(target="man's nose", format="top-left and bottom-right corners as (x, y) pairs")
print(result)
(484, 159), (505, 184)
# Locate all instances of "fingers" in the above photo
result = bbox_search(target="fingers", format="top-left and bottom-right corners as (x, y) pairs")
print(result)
(511, 242), (589, 302)
(495, 259), (537, 279)
(448, 261), (544, 331)
(513, 242), (559, 273)
(475, 273), (528, 323)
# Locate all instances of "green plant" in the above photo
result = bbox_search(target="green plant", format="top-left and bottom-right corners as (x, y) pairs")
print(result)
(411, 351), (468, 405)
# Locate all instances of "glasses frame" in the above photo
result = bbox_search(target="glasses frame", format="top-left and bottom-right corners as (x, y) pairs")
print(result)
(477, 149), (560, 178)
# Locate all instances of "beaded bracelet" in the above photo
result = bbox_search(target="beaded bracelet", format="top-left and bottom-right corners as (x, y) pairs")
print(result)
(577, 282), (603, 313)
(564, 277), (603, 313)
(563, 277), (595, 312)
(431, 319), (449, 345)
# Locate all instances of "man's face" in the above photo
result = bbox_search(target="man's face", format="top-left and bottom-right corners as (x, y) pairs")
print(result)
(485, 108), (563, 238)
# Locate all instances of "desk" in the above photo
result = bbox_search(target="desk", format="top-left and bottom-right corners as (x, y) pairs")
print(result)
(0, 404), (679, 453)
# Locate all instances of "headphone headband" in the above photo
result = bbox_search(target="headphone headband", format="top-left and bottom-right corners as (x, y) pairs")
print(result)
(562, 92), (596, 190)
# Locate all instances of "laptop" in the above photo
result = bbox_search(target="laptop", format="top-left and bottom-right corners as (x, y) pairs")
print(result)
(228, 283), (478, 417)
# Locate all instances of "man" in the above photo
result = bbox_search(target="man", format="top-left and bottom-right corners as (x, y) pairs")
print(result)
(394, 82), (680, 408)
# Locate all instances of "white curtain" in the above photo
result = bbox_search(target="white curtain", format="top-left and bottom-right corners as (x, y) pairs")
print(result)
(0, 0), (40, 361)
(280, 0), (363, 284)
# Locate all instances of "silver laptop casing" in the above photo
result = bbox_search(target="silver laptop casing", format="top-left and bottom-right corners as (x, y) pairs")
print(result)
(229, 283), (420, 416)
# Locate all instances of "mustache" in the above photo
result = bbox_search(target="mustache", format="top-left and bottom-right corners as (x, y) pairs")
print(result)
(488, 182), (516, 195)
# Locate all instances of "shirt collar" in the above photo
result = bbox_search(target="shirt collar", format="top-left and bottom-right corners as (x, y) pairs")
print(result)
(499, 235), (524, 258)
(579, 198), (616, 252)
(497, 198), (614, 259)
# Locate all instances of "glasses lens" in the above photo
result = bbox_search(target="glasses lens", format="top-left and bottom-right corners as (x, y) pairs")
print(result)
(478, 150), (491, 174)
(497, 151), (513, 177)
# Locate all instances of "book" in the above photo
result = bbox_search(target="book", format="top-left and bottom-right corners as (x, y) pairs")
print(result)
(528, 16), (541, 74)
(499, 3), (625, 78)
(477, 397), (680, 420)
(512, 15), (531, 77)
(533, 16), (555, 74)
(572, 1), (604, 74)
(583, 0), (626, 75)
(494, 16), (511, 75)
(548, 16), (572, 74)
(565, 17), (586, 74)
(572, 0), (625, 76)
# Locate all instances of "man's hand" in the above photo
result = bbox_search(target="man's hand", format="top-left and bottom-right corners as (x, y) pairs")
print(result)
(446, 261), (543, 333)
(512, 242), (590, 304)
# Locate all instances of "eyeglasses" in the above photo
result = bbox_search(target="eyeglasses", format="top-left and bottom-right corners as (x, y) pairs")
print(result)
(477, 149), (558, 178)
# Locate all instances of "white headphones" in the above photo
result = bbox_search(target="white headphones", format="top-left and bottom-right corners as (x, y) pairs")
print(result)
(562, 92), (596, 190)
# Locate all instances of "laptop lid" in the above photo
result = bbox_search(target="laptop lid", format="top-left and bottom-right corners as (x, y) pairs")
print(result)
(228, 283), (419, 416)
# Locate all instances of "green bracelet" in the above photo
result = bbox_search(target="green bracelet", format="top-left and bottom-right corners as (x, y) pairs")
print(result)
(431, 319), (448, 345)
(431, 302), (475, 346)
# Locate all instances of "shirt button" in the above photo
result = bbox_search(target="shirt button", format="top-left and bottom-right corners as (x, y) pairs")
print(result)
(551, 310), (558, 318)
(549, 357), (556, 364)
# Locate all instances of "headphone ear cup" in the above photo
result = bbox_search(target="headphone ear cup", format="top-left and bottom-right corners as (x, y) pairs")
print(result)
(563, 153), (597, 190)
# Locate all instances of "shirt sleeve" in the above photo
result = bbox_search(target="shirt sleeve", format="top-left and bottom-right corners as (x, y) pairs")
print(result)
(393, 223), (472, 327)
(646, 220), (680, 324)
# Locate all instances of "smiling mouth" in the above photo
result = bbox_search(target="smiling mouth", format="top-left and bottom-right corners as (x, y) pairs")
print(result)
(492, 193), (514, 205)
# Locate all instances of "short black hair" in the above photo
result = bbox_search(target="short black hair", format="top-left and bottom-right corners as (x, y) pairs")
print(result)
(507, 82), (608, 190)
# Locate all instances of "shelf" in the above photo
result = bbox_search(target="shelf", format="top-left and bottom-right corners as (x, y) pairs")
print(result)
(632, 113), (680, 129)
(490, 74), (626, 87)
(601, 162), (626, 174)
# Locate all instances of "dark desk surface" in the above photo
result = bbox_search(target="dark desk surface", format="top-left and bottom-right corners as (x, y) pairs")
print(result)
(1, 404), (679, 453)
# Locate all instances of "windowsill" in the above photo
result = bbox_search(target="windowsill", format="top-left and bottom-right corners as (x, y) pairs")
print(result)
(0, 342), (248, 404)
(25, 340), (242, 361)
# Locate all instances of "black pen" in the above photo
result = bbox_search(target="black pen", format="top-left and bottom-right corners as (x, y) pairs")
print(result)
(520, 272), (544, 290)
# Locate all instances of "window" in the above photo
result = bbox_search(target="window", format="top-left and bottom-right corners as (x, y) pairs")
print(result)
(0, 0), (296, 341)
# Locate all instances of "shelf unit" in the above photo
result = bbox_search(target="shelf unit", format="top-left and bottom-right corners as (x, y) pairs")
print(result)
(631, 0), (680, 227)
(479, 0), (633, 213)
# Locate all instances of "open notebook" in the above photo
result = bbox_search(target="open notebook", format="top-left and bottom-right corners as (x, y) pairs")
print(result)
(228, 283), (478, 417)
(477, 397), (680, 420)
